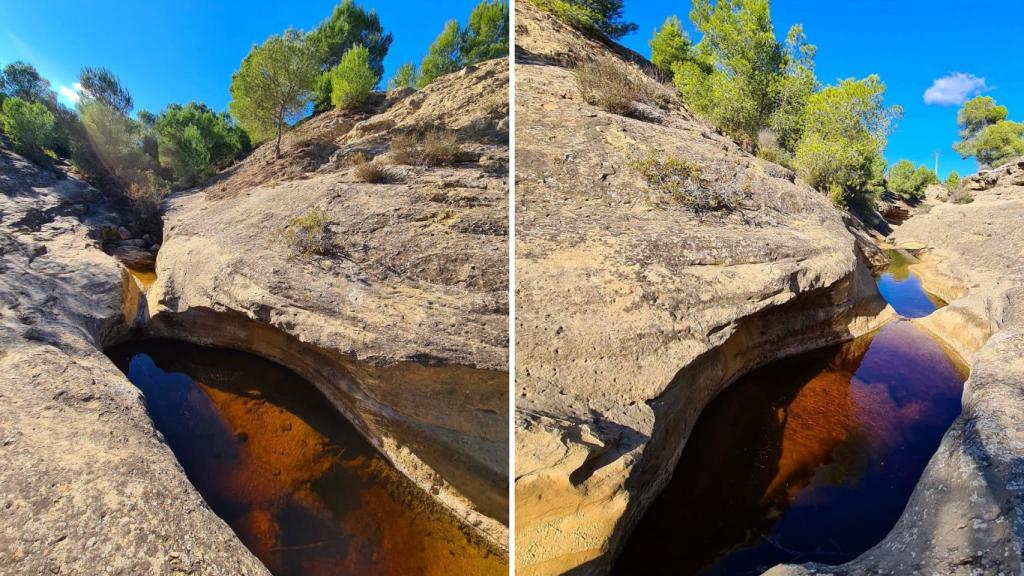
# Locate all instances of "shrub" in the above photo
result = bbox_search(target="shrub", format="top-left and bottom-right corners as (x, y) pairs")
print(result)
(282, 208), (335, 256)
(388, 63), (419, 91)
(330, 45), (377, 109)
(353, 160), (393, 183)
(632, 151), (739, 214)
(945, 170), (961, 190)
(0, 97), (55, 160)
(155, 102), (247, 187)
(755, 129), (792, 168)
(388, 129), (464, 166)
(887, 160), (937, 200)
(575, 57), (657, 119)
(530, 0), (637, 39)
(949, 187), (974, 204)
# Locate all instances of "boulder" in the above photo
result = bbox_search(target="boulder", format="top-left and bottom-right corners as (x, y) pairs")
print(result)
(513, 3), (892, 574)
(0, 149), (269, 575)
(150, 58), (511, 554)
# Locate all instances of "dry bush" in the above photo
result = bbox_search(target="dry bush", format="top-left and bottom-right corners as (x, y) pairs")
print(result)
(388, 129), (465, 167)
(281, 208), (336, 257)
(346, 151), (370, 166)
(949, 186), (974, 204)
(755, 129), (793, 168)
(575, 57), (666, 120)
(354, 160), (394, 183)
(632, 151), (743, 214)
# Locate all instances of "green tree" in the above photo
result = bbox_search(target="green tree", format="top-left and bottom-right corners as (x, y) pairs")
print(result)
(674, 0), (817, 152)
(0, 97), (55, 160)
(419, 20), (464, 88)
(388, 62), (419, 91)
(79, 67), (133, 115)
(330, 45), (377, 109)
(887, 159), (937, 200)
(155, 102), (246, 186)
(307, 0), (392, 113)
(793, 75), (902, 208)
(945, 170), (960, 190)
(649, 16), (691, 79)
(531, 0), (637, 39)
(228, 29), (318, 158)
(1, 62), (53, 104)
(965, 120), (1024, 168)
(463, 0), (509, 63)
(956, 96), (1007, 141)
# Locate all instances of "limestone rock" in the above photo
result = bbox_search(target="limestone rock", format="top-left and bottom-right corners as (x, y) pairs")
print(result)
(0, 150), (269, 575)
(513, 3), (892, 574)
(150, 58), (511, 552)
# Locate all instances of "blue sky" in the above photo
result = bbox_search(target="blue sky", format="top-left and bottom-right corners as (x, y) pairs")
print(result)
(0, 0), (481, 116)
(620, 0), (1024, 179)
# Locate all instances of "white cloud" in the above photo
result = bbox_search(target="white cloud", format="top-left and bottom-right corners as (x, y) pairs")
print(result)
(57, 84), (80, 103)
(923, 73), (988, 106)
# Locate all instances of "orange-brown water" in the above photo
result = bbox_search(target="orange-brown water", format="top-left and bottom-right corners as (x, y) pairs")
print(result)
(107, 339), (506, 576)
(614, 321), (967, 576)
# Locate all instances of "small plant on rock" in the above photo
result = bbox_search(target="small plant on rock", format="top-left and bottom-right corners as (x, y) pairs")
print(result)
(574, 57), (664, 120)
(388, 129), (465, 166)
(354, 160), (393, 183)
(282, 208), (336, 257)
(632, 151), (739, 214)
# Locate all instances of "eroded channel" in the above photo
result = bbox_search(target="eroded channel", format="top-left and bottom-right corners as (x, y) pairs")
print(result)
(106, 339), (505, 576)
(614, 252), (968, 575)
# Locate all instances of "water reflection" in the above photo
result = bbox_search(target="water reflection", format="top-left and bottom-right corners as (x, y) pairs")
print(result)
(613, 322), (967, 575)
(106, 339), (505, 576)
(875, 251), (945, 318)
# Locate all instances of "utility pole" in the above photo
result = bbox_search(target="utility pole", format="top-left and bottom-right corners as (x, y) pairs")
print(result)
(934, 151), (940, 177)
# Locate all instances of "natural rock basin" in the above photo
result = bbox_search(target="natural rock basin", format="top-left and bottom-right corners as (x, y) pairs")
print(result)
(875, 250), (945, 318)
(105, 339), (504, 576)
(613, 257), (968, 575)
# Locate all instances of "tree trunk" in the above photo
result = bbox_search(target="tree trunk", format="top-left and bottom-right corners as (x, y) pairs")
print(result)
(275, 122), (283, 159)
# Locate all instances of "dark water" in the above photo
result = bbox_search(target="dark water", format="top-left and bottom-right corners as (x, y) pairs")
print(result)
(106, 339), (504, 576)
(614, 255), (968, 575)
(875, 251), (945, 318)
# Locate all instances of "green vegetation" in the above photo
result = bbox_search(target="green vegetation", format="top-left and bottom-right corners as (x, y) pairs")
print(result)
(954, 96), (1024, 168)
(229, 29), (319, 158)
(1, 62), (53, 104)
(307, 0), (392, 112)
(329, 45), (377, 109)
(1, 97), (55, 160)
(388, 63), (419, 91)
(154, 103), (249, 186)
(945, 170), (960, 190)
(419, 21), (465, 88)
(887, 159), (937, 201)
(79, 67), (133, 115)
(792, 76), (899, 208)
(418, 1), (509, 88)
(282, 208), (336, 257)
(674, 0), (817, 153)
(530, 0), (637, 39)
(649, 16), (691, 79)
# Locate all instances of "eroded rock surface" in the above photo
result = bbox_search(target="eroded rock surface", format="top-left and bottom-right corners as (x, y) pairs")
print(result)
(149, 59), (510, 551)
(769, 160), (1024, 575)
(513, 4), (891, 574)
(0, 150), (270, 575)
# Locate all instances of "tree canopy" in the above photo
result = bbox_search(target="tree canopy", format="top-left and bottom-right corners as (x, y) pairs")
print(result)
(79, 67), (133, 115)
(887, 159), (937, 200)
(419, 20), (465, 88)
(1, 97), (55, 160)
(532, 0), (637, 39)
(307, 0), (392, 112)
(953, 96), (1023, 169)
(388, 63), (419, 91)
(1, 62), (53, 104)
(155, 102), (248, 186)
(674, 0), (817, 152)
(792, 75), (901, 207)
(329, 45), (377, 109)
(649, 16), (691, 79)
(463, 0), (510, 63)
(228, 29), (319, 158)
